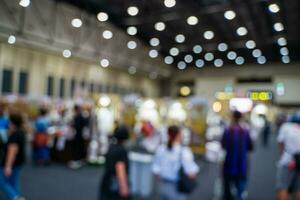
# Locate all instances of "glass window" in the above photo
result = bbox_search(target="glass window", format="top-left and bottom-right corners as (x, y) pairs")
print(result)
(2, 69), (13, 94)
(70, 79), (76, 97)
(18, 71), (28, 95)
(47, 76), (54, 96)
(59, 78), (65, 98)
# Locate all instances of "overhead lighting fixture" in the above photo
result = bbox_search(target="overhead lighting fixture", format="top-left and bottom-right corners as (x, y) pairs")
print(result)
(150, 38), (160, 47)
(268, 4), (280, 13)
(193, 45), (202, 54)
(277, 37), (287, 46)
(227, 51), (237, 60)
(214, 59), (224, 67)
(204, 31), (214, 40)
(128, 66), (137, 75)
(127, 41), (137, 49)
(257, 56), (266, 64)
(170, 47), (179, 56)
(236, 27), (248, 36)
(175, 34), (185, 43)
(62, 49), (72, 58)
(164, 56), (174, 64)
(97, 12), (108, 22)
(149, 72), (158, 80)
(7, 35), (16, 44)
(102, 30), (113, 39)
(127, 6), (139, 16)
(217, 43), (228, 52)
(282, 55), (290, 64)
(19, 0), (30, 7)
(204, 52), (214, 61)
(252, 49), (262, 58)
(195, 59), (205, 68)
(274, 22), (284, 32)
(149, 49), (158, 58)
(177, 61), (187, 70)
(280, 47), (289, 56)
(187, 16), (198, 25)
(127, 26), (137, 36)
(164, 0), (176, 8)
(235, 56), (245, 65)
(245, 40), (256, 49)
(224, 10), (236, 20)
(100, 59), (110, 68)
(71, 18), (82, 28)
(184, 55), (193, 63)
(155, 22), (166, 31)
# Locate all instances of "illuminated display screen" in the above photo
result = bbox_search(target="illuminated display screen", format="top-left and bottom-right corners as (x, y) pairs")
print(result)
(247, 91), (273, 101)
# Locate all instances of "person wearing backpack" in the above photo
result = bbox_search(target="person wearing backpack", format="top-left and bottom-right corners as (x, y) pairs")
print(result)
(277, 113), (300, 200)
(221, 111), (253, 200)
(152, 125), (199, 200)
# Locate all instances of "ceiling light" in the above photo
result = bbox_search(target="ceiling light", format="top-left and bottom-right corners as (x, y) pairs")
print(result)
(274, 22), (284, 32)
(204, 31), (214, 40)
(128, 66), (137, 75)
(224, 10), (236, 20)
(252, 49), (262, 58)
(245, 40), (256, 49)
(184, 55), (193, 63)
(19, 0), (30, 7)
(102, 30), (113, 39)
(193, 45), (202, 54)
(257, 56), (266, 64)
(282, 55), (290, 64)
(268, 4), (280, 13)
(155, 22), (166, 31)
(149, 49), (158, 58)
(62, 49), (71, 58)
(204, 52), (214, 61)
(175, 34), (185, 43)
(170, 47), (179, 56)
(127, 6), (139, 16)
(97, 12), (108, 22)
(195, 59), (205, 68)
(280, 47), (289, 56)
(164, 56), (174, 64)
(218, 43), (228, 52)
(100, 59), (110, 68)
(214, 59), (224, 67)
(150, 38), (160, 46)
(7, 35), (16, 44)
(236, 27), (248, 36)
(187, 16), (198, 25)
(227, 51), (237, 60)
(127, 41), (137, 49)
(71, 18), (82, 28)
(235, 56), (245, 65)
(127, 26), (137, 35)
(277, 37), (287, 46)
(149, 72), (158, 80)
(177, 61), (187, 70)
(164, 0), (176, 8)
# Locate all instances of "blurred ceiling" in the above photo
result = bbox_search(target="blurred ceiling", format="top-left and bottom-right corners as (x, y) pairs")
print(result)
(55, 0), (300, 69)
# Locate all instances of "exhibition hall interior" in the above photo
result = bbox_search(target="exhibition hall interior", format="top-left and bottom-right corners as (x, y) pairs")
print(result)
(0, 0), (300, 199)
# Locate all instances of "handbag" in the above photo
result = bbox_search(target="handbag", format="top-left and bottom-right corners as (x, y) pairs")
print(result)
(288, 153), (300, 193)
(177, 147), (197, 194)
(33, 133), (48, 147)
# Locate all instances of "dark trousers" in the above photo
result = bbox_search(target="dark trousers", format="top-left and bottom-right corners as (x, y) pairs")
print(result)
(72, 137), (85, 161)
(223, 175), (246, 200)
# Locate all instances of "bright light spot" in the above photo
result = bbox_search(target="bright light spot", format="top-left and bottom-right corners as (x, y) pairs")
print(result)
(127, 41), (137, 49)
(164, 56), (174, 64)
(280, 47), (289, 56)
(252, 49), (262, 58)
(127, 26), (137, 35)
(224, 10), (236, 20)
(204, 52), (214, 61)
(175, 34), (185, 43)
(276, 82), (285, 96)
(164, 0), (176, 8)
(170, 47), (179, 56)
(19, 0), (30, 7)
(227, 51), (237, 60)
(180, 86), (191, 97)
(204, 31), (214, 40)
(150, 38), (160, 47)
(246, 40), (256, 49)
(102, 30), (113, 39)
(149, 72), (158, 79)
(100, 59), (110, 68)
(269, 4), (280, 13)
(282, 55), (290, 64)
(71, 18), (82, 28)
(213, 101), (222, 113)
(97, 12), (108, 22)
(99, 96), (111, 107)
(274, 22), (284, 32)
(155, 22), (166, 31)
(193, 45), (202, 54)
(177, 61), (187, 70)
(62, 49), (71, 58)
(149, 49), (158, 58)
(214, 59), (224, 67)
(235, 56), (245, 65)
(230, 98), (253, 113)
(187, 16), (198, 25)
(257, 56), (266, 64)
(218, 43), (228, 52)
(195, 59), (205, 68)
(184, 55), (193, 63)
(236, 27), (248, 36)
(128, 66), (137, 75)
(127, 6), (139, 16)
(277, 37), (287, 46)
(7, 35), (16, 44)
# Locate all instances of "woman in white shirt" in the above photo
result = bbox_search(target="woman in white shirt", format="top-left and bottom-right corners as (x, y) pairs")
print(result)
(152, 126), (199, 200)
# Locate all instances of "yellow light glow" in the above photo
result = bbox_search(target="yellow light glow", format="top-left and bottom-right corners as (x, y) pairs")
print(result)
(180, 86), (191, 96)
(213, 101), (222, 113)
(215, 92), (234, 100)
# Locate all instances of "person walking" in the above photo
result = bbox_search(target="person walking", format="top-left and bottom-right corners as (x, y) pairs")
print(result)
(260, 114), (272, 148)
(0, 113), (26, 200)
(277, 113), (300, 200)
(221, 111), (253, 200)
(152, 125), (199, 200)
(99, 125), (130, 200)
(0, 107), (9, 161)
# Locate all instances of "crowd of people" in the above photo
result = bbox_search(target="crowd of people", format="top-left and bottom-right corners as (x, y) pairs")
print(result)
(0, 102), (300, 200)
